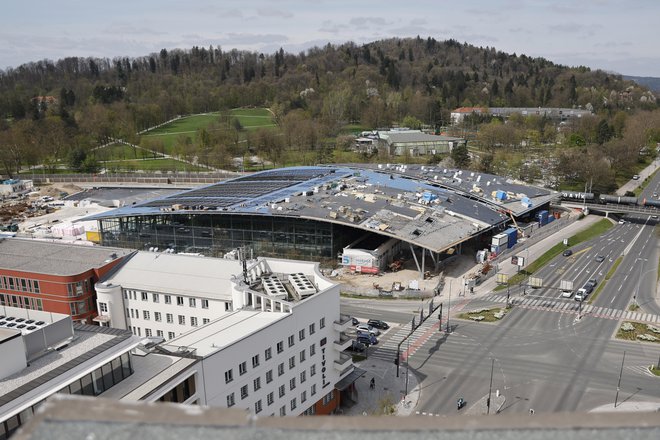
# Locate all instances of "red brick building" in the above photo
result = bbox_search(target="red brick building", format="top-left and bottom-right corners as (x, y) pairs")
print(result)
(0, 238), (133, 324)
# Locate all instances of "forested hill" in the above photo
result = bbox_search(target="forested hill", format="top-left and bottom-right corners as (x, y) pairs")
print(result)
(0, 36), (656, 133)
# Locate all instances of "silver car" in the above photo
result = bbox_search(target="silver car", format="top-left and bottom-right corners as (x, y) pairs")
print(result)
(356, 324), (380, 336)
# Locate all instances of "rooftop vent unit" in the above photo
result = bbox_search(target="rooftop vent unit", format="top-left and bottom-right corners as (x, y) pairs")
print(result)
(288, 273), (316, 298)
(262, 275), (288, 300)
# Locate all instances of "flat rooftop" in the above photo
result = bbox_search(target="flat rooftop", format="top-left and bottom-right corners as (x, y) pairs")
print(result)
(0, 238), (133, 276)
(161, 310), (287, 358)
(100, 251), (242, 299)
(86, 165), (556, 253)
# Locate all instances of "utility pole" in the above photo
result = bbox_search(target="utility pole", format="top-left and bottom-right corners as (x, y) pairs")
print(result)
(446, 284), (451, 333)
(614, 351), (626, 408)
(438, 303), (443, 332)
(404, 337), (410, 397)
(487, 358), (494, 415)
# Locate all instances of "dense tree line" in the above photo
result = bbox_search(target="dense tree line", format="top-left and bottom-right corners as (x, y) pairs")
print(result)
(0, 37), (657, 180)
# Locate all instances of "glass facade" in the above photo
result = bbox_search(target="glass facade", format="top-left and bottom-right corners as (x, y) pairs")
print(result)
(98, 213), (359, 264)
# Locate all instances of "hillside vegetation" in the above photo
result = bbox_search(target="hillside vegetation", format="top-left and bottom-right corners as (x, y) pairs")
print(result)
(0, 37), (658, 182)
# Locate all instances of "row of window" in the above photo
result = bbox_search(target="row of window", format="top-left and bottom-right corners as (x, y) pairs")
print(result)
(129, 327), (177, 340)
(225, 343), (318, 385)
(0, 276), (40, 294)
(0, 294), (43, 311)
(224, 317), (326, 384)
(0, 353), (132, 440)
(227, 382), (319, 416)
(66, 279), (92, 297)
(157, 375), (196, 403)
(126, 308), (211, 327)
(124, 290), (212, 309)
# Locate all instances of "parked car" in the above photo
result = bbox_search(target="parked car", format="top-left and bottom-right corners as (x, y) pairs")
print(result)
(357, 333), (378, 345)
(351, 317), (359, 326)
(561, 290), (573, 298)
(562, 249), (573, 257)
(356, 323), (380, 336)
(367, 319), (389, 330)
(595, 255), (605, 262)
(633, 174), (640, 180)
(585, 278), (598, 289)
(346, 340), (366, 352)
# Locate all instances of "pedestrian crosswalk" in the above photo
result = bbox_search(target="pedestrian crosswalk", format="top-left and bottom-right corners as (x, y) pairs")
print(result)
(478, 294), (660, 324)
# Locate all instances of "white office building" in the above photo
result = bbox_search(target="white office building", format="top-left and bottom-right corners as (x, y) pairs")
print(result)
(94, 253), (360, 417)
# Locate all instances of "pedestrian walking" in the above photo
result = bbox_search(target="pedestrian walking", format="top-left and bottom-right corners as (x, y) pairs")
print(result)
(370, 377), (375, 390)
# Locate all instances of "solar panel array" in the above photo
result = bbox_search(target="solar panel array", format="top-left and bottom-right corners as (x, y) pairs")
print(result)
(233, 168), (332, 182)
(141, 197), (244, 209)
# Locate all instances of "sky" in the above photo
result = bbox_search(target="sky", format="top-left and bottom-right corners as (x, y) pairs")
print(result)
(1, 0), (658, 77)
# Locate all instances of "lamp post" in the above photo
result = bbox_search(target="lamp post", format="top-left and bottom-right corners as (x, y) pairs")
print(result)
(634, 258), (648, 309)
(446, 282), (451, 333)
(404, 337), (410, 396)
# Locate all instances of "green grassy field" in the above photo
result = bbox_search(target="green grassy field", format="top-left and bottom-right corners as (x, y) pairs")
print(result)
(102, 158), (206, 172)
(93, 143), (164, 161)
(139, 108), (276, 155)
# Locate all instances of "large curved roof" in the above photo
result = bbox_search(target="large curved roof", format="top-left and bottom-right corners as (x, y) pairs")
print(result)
(87, 165), (555, 253)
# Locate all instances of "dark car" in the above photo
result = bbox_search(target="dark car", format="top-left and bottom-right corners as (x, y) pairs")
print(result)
(563, 249), (573, 257)
(351, 317), (359, 326)
(357, 333), (378, 345)
(585, 278), (598, 289)
(346, 340), (366, 353)
(595, 255), (605, 262)
(367, 319), (389, 330)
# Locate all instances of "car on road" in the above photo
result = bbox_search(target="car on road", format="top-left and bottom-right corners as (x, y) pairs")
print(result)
(561, 290), (573, 298)
(351, 317), (359, 326)
(595, 255), (605, 262)
(575, 288), (589, 301)
(357, 333), (378, 345)
(585, 278), (598, 289)
(618, 219), (626, 224)
(367, 319), (389, 330)
(633, 174), (640, 180)
(653, 192), (658, 198)
(562, 249), (573, 257)
(356, 324), (380, 336)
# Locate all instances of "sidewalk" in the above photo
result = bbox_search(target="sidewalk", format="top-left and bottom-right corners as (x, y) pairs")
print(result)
(342, 356), (420, 416)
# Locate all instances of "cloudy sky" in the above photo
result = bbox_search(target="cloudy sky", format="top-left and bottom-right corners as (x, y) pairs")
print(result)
(1, 0), (658, 76)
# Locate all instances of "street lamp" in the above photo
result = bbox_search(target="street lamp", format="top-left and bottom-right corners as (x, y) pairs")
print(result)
(634, 258), (648, 309)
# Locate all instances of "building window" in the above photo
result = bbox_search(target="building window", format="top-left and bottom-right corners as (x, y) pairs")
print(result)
(252, 354), (260, 368)
(240, 385), (248, 400)
(203, 318), (210, 324)
(255, 400), (262, 414)
(309, 323), (315, 335)
(157, 330), (163, 337)
(322, 392), (333, 405)
(253, 377), (261, 391)
(300, 371), (306, 384)
(288, 356), (295, 369)
(310, 344), (316, 356)
(177, 296), (184, 306)
(99, 302), (108, 313)
(152, 293), (159, 303)
(299, 350), (306, 363)
(320, 317), (325, 329)
(280, 406), (286, 416)
(239, 361), (247, 375)
(227, 393), (235, 407)
(278, 363), (285, 376)
(130, 309), (135, 318)
(289, 378), (296, 390)
(201, 299), (209, 309)
(225, 369), (233, 384)
(189, 298), (196, 307)
(288, 335), (295, 347)
(290, 398), (297, 411)
(178, 315), (185, 325)
(190, 317), (198, 327)
(278, 385), (285, 398)
(141, 292), (148, 301)
(145, 328), (152, 337)
(311, 384), (316, 396)
(310, 365), (316, 377)
(267, 392), (274, 406)
(276, 341), (284, 353)
(299, 329), (305, 341)
(165, 295), (171, 304)
(301, 390), (307, 403)
(265, 347), (272, 360)
(143, 310), (150, 320)
(168, 331), (175, 340)
(266, 370), (273, 384)
(154, 312), (161, 322)
(33, 280), (40, 293)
